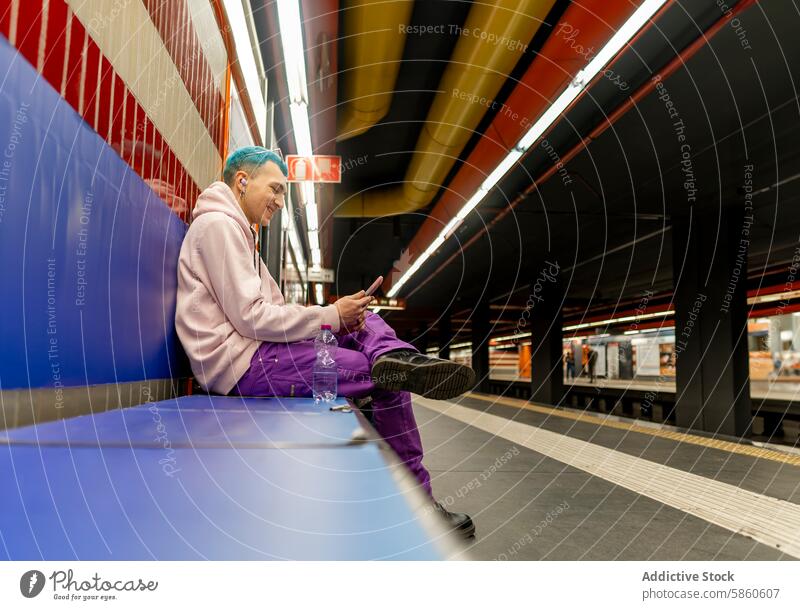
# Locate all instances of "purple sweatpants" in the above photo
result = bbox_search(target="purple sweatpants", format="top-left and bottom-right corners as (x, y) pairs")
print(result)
(230, 312), (433, 497)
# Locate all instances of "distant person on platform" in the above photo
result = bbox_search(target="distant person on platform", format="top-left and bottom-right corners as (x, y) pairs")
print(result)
(581, 343), (589, 377)
(175, 146), (476, 538)
(564, 351), (575, 380)
(773, 352), (783, 378)
(587, 348), (598, 383)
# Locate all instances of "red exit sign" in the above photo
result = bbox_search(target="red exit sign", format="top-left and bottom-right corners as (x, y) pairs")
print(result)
(286, 155), (341, 183)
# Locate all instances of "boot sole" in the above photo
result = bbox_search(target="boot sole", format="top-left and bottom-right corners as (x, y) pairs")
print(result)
(458, 517), (476, 538)
(371, 357), (476, 400)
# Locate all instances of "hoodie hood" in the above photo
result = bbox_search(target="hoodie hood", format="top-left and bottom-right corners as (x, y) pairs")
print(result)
(192, 180), (260, 273)
(192, 181), (253, 242)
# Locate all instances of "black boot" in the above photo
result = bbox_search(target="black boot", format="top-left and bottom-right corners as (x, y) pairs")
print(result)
(433, 501), (475, 538)
(370, 350), (476, 400)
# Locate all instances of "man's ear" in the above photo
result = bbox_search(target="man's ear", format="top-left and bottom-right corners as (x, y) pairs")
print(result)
(235, 170), (248, 195)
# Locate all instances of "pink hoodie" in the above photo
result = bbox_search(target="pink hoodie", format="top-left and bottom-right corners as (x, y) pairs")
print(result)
(175, 181), (340, 395)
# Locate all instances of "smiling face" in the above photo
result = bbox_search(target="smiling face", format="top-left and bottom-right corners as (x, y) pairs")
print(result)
(232, 160), (287, 225)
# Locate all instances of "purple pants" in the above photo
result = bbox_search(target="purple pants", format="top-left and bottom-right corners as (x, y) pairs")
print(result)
(230, 312), (432, 497)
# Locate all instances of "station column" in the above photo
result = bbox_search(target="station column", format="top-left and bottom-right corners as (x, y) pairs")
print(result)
(528, 260), (564, 406)
(471, 299), (490, 392)
(672, 200), (751, 437)
(413, 325), (429, 354)
(438, 312), (452, 361)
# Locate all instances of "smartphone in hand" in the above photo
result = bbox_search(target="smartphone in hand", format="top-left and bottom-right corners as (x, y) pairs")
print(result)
(365, 275), (383, 297)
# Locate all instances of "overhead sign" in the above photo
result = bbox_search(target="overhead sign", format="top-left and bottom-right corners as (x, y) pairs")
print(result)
(307, 267), (335, 283)
(287, 155), (341, 183)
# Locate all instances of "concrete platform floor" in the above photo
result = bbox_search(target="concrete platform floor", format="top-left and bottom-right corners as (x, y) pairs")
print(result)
(414, 393), (800, 561)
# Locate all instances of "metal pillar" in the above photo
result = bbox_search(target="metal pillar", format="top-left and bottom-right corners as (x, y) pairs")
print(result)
(529, 260), (564, 406)
(471, 300), (490, 392)
(438, 313), (452, 361)
(672, 202), (751, 436)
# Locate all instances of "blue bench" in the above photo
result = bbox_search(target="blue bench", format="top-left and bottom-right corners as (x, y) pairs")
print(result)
(0, 395), (460, 560)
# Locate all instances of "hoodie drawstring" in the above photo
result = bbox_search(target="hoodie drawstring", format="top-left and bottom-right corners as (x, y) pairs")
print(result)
(250, 227), (261, 276)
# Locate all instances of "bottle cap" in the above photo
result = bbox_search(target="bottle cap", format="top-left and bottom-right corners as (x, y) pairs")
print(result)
(320, 324), (332, 330)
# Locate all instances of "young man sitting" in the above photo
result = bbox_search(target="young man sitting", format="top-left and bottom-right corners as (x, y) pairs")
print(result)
(175, 146), (476, 538)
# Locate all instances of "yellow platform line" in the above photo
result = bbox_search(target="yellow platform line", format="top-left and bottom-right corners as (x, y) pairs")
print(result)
(465, 392), (800, 467)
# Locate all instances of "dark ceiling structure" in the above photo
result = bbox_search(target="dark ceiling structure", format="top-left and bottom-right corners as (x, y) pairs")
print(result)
(255, 0), (800, 345)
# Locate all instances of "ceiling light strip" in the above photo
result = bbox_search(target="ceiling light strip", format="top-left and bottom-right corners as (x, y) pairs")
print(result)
(277, 0), (320, 289)
(223, 0), (268, 143)
(388, 0), (669, 298)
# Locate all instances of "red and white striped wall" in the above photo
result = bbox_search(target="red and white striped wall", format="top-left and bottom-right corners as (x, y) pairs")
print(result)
(0, 0), (230, 221)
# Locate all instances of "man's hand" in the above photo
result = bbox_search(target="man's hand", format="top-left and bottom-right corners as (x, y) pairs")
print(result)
(335, 290), (372, 333)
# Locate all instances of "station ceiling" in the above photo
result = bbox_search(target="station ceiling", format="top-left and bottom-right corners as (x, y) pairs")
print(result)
(256, 0), (800, 341)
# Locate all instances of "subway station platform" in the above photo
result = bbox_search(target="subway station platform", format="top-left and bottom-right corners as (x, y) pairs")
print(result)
(486, 372), (800, 446)
(413, 393), (800, 560)
(490, 374), (800, 403)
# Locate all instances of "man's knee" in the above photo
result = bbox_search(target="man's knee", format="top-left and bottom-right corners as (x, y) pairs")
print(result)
(365, 311), (395, 336)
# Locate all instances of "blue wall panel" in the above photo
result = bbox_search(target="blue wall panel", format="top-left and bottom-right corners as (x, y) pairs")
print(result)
(0, 37), (188, 390)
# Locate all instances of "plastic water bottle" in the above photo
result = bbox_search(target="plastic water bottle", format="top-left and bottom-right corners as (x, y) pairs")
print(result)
(313, 324), (338, 403)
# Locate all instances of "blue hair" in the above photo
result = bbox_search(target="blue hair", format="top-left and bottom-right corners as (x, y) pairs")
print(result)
(223, 146), (288, 184)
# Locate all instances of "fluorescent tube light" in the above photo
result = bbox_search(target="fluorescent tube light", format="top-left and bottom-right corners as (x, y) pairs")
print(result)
(479, 149), (523, 191)
(223, 0), (268, 143)
(289, 102), (313, 157)
(276, 0), (309, 105)
(308, 230), (319, 251)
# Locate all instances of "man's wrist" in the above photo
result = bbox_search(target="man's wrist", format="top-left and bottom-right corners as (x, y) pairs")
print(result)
(333, 302), (343, 329)
(321, 303), (342, 333)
